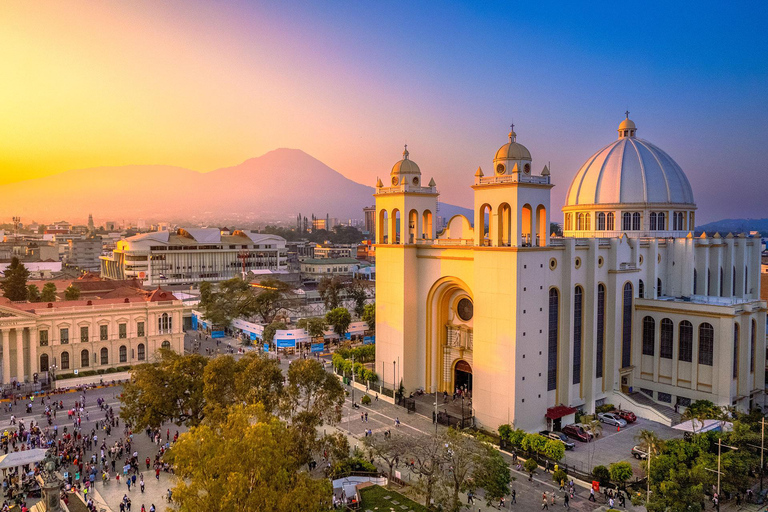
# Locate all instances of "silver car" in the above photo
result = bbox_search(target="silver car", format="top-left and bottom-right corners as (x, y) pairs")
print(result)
(598, 412), (627, 427)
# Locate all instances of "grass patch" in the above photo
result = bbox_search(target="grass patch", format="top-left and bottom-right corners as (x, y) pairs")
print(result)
(359, 484), (428, 512)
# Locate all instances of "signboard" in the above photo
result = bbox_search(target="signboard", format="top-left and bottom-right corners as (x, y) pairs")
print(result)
(211, 331), (225, 339)
(263, 343), (269, 352)
(276, 339), (296, 348)
(191, 315), (198, 330)
(74, 370), (79, 375)
(310, 343), (324, 353)
(249, 332), (257, 341)
(363, 336), (375, 345)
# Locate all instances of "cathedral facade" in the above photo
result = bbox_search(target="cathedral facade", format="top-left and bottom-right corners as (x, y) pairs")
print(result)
(374, 117), (766, 432)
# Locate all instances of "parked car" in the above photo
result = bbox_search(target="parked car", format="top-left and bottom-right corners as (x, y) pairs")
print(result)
(561, 424), (592, 442)
(631, 445), (648, 459)
(598, 412), (627, 427)
(539, 430), (576, 450)
(613, 410), (637, 423)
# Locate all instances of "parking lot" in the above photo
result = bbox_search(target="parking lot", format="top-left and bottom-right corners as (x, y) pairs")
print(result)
(557, 416), (682, 476)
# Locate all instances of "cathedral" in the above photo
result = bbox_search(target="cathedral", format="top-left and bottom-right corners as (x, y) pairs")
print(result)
(373, 115), (766, 432)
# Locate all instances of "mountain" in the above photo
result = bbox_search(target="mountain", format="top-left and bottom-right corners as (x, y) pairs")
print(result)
(0, 149), (472, 225)
(696, 218), (768, 237)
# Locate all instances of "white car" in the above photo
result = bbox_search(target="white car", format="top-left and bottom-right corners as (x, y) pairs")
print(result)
(598, 412), (627, 427)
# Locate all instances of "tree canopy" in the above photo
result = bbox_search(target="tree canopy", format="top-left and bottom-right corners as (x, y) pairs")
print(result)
(27, 284), (41, 302)
(0, 257), (29, 301)
(64, 284), (81, 301)
(362, 303), (375, 333)
(326, 307), (351, 337)
(40, 282), (57, 302)
(317, 276), (344, 311)
(199, 277), (298, 327)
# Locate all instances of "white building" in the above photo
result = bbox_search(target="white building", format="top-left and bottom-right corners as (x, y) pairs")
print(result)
(100, 228), (287, 286)
(300, 257), (363, 279)
(374, 117), (766, 433)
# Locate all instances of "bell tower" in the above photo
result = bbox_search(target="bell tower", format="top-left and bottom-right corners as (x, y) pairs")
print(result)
(473, 126), (553, 247)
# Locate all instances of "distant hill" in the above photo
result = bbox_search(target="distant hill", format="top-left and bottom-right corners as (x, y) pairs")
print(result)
(0, 149), (472, 225)
(696, 218), (768, 236)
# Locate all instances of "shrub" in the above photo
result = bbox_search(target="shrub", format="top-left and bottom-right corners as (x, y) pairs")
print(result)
(523, 458), (538, 475)
(361, 395), (371, 405)
(552, 469), (568, 484)
(329, 457), (377, 479)
(498, 424), (512, 443)
(595, 403), (615, 414)
(592, 465), (610, 486)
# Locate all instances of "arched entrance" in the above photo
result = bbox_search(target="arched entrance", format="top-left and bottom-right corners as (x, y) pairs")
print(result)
(454, 360), (473, 394)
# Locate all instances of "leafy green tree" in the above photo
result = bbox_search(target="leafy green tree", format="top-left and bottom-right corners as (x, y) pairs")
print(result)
(521, 433), (546, 455)
(296, 317), (326, 339)
(167, 404), (332, 512)
(473, 442), (511, 506)
(64, 284), (81, 300)
(609, 461), (633, 490)
(523, 457), (538, 477)
(550, 222), (563, 236)
(362, 432), (412, 481)
(252, 278), (298, 324)
(681, 400), (718, 434)
(362, 303), (375, 333)
(592, 465), (610, 486)
(263, 321), (287, 346)
(544, 439), (565, 461)
(347, 279), (369, 317)
(199, 281), (213, 307)
(317, 276), (344, 311)
(40, 282), (57, 302)
(325, 307), (351, 337)
(0, 257), (29, 301)
(27, 284), (41, 302)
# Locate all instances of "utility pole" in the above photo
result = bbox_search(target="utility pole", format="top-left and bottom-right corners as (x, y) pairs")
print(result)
(717, 438), (738, 497)
(746, 417), (766, 492)
(646, 445), (651, 505)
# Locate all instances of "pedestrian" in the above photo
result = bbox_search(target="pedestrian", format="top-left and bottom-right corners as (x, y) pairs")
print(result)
(589, 488), (596, 501)
(511, 489), (516, 504)
(364, 412), (368, 422)
(140, 478), (144, 493)
(551, 493), (555, 506)
(609, 497), (614, 509)
(542, 493), (549, 510)
(564, 491), (570, 508)
(127, 479), (131, 491)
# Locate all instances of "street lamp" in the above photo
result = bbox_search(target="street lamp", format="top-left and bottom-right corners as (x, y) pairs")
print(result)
(49, 361), (58, 391)
(705, 438), (738, 500)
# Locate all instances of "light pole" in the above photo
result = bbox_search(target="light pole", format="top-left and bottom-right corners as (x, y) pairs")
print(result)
(393, 360), (396, 402)
(714, 438), (738, 497)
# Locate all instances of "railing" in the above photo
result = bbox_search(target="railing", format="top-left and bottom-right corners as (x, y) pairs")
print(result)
(376, 185), (437, 195)
(414, 239), (474, 246)
(476, 174), (550, 185)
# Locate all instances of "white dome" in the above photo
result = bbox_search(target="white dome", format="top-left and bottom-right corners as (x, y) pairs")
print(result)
(566, 123), (695, 207)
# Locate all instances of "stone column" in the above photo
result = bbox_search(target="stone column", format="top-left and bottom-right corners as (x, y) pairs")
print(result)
(28, 328), (37, 381)
(0, 330), (7, 385)
(16, 329), (24, 383)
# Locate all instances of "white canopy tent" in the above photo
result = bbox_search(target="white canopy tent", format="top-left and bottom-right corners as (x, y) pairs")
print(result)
(673, 419), (733, 434)
(0, 449), (48, 470)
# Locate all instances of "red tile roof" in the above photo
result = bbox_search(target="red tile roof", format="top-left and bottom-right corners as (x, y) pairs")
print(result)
(545, 405), (578, 420)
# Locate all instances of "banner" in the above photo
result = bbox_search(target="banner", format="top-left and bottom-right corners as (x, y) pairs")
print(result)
(311, 343), (324, 353)
(211, 330), (225, 338)
(249, 332), (257, 341)
(276, 339), (296, 348)
(263, 343), (269, 352)
(363, 336), (375, 345)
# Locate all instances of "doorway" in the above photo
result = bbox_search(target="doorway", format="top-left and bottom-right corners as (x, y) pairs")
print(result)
(454, 360), (473, 394)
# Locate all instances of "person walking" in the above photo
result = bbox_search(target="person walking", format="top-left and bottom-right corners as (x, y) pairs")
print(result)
(542, 493), (549, 509)
(589, 487), (596, 501)
(564, 491), (570, 508)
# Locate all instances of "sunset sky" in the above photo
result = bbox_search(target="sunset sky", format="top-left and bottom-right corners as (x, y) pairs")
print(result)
(1, 1), (766, 222)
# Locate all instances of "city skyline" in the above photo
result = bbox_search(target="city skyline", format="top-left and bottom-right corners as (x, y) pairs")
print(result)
(1, 1), (766, 224)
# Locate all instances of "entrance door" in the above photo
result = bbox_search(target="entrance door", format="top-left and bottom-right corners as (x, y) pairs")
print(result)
(454, 360), (473, 394)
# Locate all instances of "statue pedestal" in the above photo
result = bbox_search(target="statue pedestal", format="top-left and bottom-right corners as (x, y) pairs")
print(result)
(34, 475), (63, 512)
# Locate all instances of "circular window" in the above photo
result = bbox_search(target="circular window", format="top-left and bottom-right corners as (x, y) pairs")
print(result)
(574, 257), (581, 269)
(457, 298), (473, 321)
(598, 256), (604, 267)
(391, 176), (399, 186)
(496, 164), (505, 175)
(549, 258), (557, 270)
(412, 177), (419, 186)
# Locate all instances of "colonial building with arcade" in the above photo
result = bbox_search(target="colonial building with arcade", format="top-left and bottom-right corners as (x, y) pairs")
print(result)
(374, 116), (766, 432)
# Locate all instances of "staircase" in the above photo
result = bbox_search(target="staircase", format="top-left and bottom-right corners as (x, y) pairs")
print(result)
(610, 390), (682, 426)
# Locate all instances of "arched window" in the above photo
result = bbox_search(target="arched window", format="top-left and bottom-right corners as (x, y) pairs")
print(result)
(733, 323), (740, 378)
(650, 212), (657, 231)
(596, 284), (605, 379)
(161, 340), (171, 351)
(573, 286), (583, 384)
(720, 268), (724, 297)
(565, 214), (572, 231)
(547, 288), (559, 391)
(100, 347), (108, 365)
(657, 212), (665, 230)
(657, 278), (662, 297)
(660, 319), (673, 359)
(607, 212), (615, 231)
(39, 353), (49, 373)
(622, 212), (632, 231)
(679, 321), (693, 362)
(751, 319), (756, 373)
(698, 323), (714, 366)
(576, 213), (583, 231)
(632, 212), (641, 230)
(638, 279), (645, 299)
(693, 269), (698, 295)
(622, 283), (633, 368)
(119, 345), (127, 363)
(81, 349), (90, 368)
(597, 212), (606, 231)
(642, 316), (655, 356)
(584, 213), (591, 231)
(137, 343), (146, 361)
(60, 351), (70, 370)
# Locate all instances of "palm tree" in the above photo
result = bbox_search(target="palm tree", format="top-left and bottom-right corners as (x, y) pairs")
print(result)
(583, 415), (602, 472)
(636, 429), (663, 506)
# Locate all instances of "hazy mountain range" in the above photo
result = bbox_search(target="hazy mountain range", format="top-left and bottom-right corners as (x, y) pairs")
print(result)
(696, 218), (768, 237)
(0, 149), (471, 226)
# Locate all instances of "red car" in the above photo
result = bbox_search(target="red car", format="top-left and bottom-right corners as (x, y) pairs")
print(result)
(613, 410), (636, 423)
(562, 424), (592, 442)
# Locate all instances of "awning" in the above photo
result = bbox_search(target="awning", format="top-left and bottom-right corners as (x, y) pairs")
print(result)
(0, 449), (48, 470)
(545, 405), (578, 420)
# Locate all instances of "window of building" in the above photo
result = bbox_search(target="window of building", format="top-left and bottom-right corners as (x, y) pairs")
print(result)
(119, 345), (127, 363)
(81, 349), (90, 367)
(622, 283), (633, 368)
(100, 325), (108, 341)
(60, 328), (69, 344)
(547, 288), (559, 391)
(584, 213), (591, 231)
(745, 266), (749, 294)
(650, 212), (657, 231)
(732, 267), (736, 296)
(707, 269), (711, 295)
(660, 319), (673, 359)
(565, 214), (572, 231)
(100, 348), (108, 365)
(657, 212), (665, 230)
(161, 340), (171, 350)
(638, 280), (644, 299)
(658, 392), (672, 403)
(720, 268), (724, 297)
(61, 351), (70, 370)
(576, 213), (583, 231)
(80, 326), (88, 343)
(657, 278), (662, 297)
(573, 286), (583, 384)
(676, 396), (691, 407)
(679, 321), (693, 362)
(137, 343), (145, 361)
(751, 319), (756, 373)
(632, 212), (641, 230)
(642, 316), (655, 356)
(641, 388), (654, 398)
(693, 269), (698, 295)
(698, 323), (714, 366)
(597, 212), (605, 230)
(596, 284), (605, 379)
(606, 212), (615, 231)
(137, 322), (145, 337)
(622, 212), (631, 231)
(733, 323), (740, 378)
(39, 330), (48, 347)
(119, 323), (127, 339)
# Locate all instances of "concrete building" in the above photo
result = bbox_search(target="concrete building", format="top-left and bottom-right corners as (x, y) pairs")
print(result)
(0, 288), (184, 385)
(300, 257), (364, 279)
(374, 118), (766, 432)
(100, 228), (287, 286)
(65, 237), (103, 272)
(312, 244), (357, 259)
(363, 206), (376, 239)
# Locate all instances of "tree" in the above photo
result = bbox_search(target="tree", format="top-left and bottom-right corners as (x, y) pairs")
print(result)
(583, 414), (603, 470)
(199, 281), (213, 307)
(317, 276), (344, 311)
(681, 400), (718, 434)
(200, 277), (254, 326)
(521, 433), (546, 456)
(362, 303), (375, 333)
(297, 317), (326, 339)
(473, 443), (511, 505)
(252, 278), (299, 324)
(592, 465), (610, 486)
(347, 280), (369, 317)
(543, 439), (565, 462)
(40, 282), (57, 302)
(411, 435), (449, 508)
(319, 432), (351, 466)
(523, 457), (538, 477)
(120, 350), (208, 429)
(325, 307), (352, 338)
(167, 405), (331, 512)
(263, 321), (287, 346)
(0, 257), (29, 301)
(609, 461), (633, 490)
(436, 429), (488, 512)
(362, 432), (412, 481)
(64, 284), (81, 301)
(27, 284), (41, 302)
(550, 222), (563, 236)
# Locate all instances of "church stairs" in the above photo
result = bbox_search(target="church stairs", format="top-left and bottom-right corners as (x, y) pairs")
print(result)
(609, 390), (682, 427)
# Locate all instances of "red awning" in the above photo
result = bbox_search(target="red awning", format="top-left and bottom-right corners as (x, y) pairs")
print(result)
(545, 405), (578, 420)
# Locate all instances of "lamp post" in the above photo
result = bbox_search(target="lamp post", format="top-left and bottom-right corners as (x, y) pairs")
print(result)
(393, 360), (396, 402)
(708, 438), (737, 498)
(49, 361), (58, 391)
